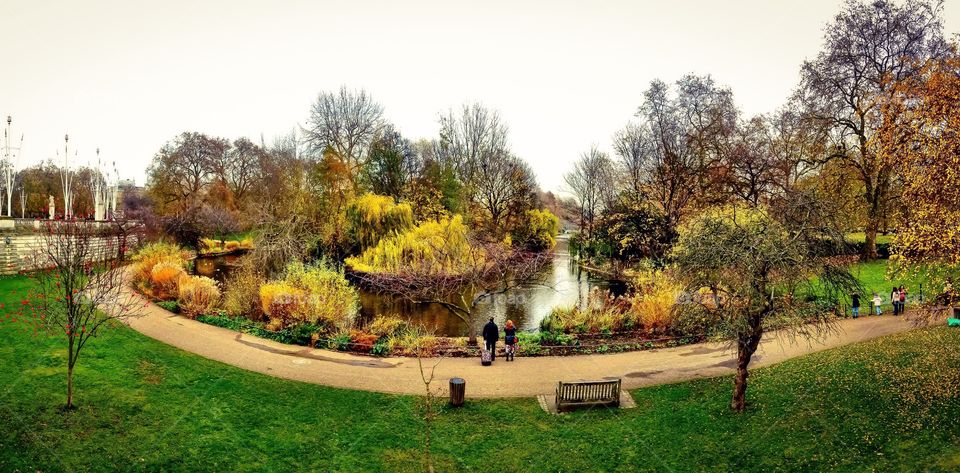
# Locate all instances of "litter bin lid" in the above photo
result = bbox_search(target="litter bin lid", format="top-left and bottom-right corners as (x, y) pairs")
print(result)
(450, 377), (465, 385)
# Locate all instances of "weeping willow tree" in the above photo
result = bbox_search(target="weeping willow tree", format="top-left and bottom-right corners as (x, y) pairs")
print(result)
(349, 214), (550, 343)
(347, 193), (415, 249)
(345, 215), (483, 275)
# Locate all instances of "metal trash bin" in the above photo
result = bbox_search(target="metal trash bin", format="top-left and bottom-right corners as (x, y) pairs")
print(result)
(449, 377), (466, 407)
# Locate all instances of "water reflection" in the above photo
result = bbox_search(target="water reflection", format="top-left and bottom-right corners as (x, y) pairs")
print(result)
(195, 235), (626, 337)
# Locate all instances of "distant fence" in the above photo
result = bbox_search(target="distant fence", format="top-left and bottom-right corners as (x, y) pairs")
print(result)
(0, 220), (143, 275)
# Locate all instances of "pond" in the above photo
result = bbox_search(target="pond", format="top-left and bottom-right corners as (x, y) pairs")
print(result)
(194, 234), (626, 337)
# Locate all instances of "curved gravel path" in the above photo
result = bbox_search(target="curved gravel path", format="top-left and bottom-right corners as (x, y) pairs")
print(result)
(123, 289), (916, 398)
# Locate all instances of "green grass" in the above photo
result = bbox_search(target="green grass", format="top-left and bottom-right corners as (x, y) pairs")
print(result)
(846, 232), (894, 245)
(846, 260), (929, 314)
(2, 275), (960, 472)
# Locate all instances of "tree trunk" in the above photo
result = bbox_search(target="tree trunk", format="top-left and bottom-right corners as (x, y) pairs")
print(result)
(66, 364), (74, 409)
(66, 336), (75, 409)
(730, 330), (762, 412)
(864, 222), (879, 260)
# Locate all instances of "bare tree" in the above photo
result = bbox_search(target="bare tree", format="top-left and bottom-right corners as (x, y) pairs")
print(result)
(798, 0), (948, 258)
(22, 221), (144, 408)
(629, 75), (738, 227)
(472, 152), (538, 237)
(145, 132), (229, 212)
(612, 122), (653, 195)
(726, 116), (776, 206)
(766, 105), (826, 194)
(223, 137), (266, 203)
(436, 103), (509, 186)
(411, 331), (445, 473)
(303, 86), (385, 176)
(564, 146), (617, 239)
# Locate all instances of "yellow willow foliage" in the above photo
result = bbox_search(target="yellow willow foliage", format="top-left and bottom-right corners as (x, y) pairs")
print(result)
(513, 208), (560, 250)
(345, 215), (484, 275)
(347, 193), (415, 249)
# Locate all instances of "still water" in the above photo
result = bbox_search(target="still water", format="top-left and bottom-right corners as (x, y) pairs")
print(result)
(194, 235), (625, 337)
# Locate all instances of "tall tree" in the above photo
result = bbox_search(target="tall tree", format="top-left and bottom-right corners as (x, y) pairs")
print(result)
(798, 0), (948, 258)
(145, 132), (228, 213)
(472, 152), (538, 237)
(303, 86), (385, 180)
(361, 125), (418, 200)
(625, 75), (738, 227)
(880, 49), (960, 291)
(435, 103), (509, 188)
(564, 146), (617, 239)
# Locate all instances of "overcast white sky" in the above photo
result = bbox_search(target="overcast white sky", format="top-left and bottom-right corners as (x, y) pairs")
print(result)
(2, 0), (959, 193)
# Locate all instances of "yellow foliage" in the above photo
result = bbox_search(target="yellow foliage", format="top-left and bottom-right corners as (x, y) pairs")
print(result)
(259, 282), (305, 327)
(881, 53), (960, 284)
(132, 242), (188, 287)
(364, 315), (407, 337)
(511, 209), (560, 250)
(177, 276), (221, 317)
(345, 215), (484, 275)
(628, 270), (682, 330)
(149, 261), (187, 298)
(347, 193), (415, 249)
(225, 240), (240, 251)
(257, 262), (359, 329)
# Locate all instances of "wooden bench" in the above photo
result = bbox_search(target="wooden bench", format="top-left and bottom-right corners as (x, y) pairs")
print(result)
(556, 379), (621, 412)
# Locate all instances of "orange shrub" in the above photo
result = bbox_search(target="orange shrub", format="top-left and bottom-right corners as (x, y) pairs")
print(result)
(150, 261), (186, 299)
(349, 330), (380, 353)
(132, 242), (187, 288)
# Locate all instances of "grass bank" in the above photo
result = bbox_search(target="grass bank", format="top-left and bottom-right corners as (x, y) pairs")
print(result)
(2, 276), (959, 471)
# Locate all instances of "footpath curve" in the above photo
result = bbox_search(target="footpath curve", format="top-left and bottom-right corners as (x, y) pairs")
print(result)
(121, 289), (916, 398)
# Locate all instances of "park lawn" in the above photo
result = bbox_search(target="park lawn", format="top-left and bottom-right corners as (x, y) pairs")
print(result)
(846, 232), (894, 245)
(848, 260), (930, 313)
(2, 275), (960, 472)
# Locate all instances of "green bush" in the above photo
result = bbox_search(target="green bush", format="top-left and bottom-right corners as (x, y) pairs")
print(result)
(156, 300), (180, 313)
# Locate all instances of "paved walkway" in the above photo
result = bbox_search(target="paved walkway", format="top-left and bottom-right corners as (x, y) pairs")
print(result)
(123, 291), (916, 398)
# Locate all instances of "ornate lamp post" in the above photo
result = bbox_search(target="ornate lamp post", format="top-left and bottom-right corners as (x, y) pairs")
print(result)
(2, 115), (23, 218)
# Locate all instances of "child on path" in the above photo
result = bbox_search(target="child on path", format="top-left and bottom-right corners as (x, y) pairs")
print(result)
(850, 292), (860, 318)
(873, 292), (883, 315)
(891, 287), (900, 315)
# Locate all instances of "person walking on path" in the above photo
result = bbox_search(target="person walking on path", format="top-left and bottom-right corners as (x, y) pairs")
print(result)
(899, 285), (908, 314)
(482, 318), (499, 361)
(504, 320), (518, 361)
(891, 287), (901, 315)
(851, 292), (861, 318)
(873, 292), (883, 316)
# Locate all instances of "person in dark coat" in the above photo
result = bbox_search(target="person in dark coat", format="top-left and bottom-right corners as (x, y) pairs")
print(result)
(850, 292), (860, 319)
(482, 317), (499, 360)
